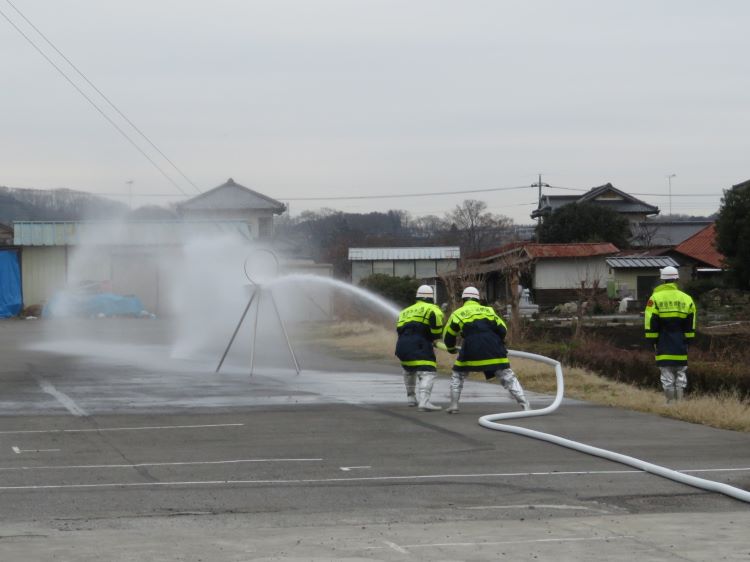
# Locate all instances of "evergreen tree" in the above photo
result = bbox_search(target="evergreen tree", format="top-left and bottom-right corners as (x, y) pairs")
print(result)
(536, 202), (630, 248)
(715, 182), (750, 288)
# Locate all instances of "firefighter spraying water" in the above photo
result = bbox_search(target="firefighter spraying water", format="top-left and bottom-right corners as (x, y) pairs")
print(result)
(443, 286), (530, 414)
(395, 284), (445, 411)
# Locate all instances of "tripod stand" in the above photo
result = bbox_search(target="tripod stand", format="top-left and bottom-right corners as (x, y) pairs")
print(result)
(215, 250), (301, 376)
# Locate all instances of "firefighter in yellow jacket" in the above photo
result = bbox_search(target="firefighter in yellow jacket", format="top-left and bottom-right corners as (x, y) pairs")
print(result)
(644, 266), (696, 403)
(442, 286), (530, 413)
(395, 285), (444, 411)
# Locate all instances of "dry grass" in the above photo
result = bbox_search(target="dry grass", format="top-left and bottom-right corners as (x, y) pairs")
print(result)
(313, 321), (750, 433)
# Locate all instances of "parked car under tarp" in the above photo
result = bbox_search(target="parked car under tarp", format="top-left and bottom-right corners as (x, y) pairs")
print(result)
(43, 291), (147, 318)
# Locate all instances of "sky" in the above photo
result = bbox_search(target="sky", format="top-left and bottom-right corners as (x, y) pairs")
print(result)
(1, 0), (749, 224)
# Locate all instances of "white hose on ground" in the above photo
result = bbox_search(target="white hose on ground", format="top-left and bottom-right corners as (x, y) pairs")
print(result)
(478, 349), (750, 504)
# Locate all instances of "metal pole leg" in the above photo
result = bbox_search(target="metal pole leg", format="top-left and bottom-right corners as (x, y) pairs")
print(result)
(268, 290), (301, 374)
(216, 289), (257, 373)
(249, 288), (262, 377)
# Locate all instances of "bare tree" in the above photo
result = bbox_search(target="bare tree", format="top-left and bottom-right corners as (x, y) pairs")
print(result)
(629, 221), (660, 248)
(441, 247), (533, 345)
(446, 199), (514, 256)
(484, 253), (533, 344)
(570, 261), (607, 338)
(410, 214), (450, 240)
(439, 261), (485, 313)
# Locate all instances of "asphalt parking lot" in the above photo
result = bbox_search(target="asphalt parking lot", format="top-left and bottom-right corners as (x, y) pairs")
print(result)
(1, 318), (749, 561)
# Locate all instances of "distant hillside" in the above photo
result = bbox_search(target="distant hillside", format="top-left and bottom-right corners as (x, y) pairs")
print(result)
(0, 186), (128, 225)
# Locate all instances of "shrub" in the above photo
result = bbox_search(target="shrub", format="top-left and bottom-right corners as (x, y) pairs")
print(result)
(359, 274), (421, 308)
(682, 277), (725, 300)
(520, 328), (750, 397)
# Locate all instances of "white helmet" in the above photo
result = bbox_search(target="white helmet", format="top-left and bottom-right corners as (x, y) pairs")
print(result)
(416, 285), (434, 299)
(461, 286), (480, 300)
(660, 266), (679, 280)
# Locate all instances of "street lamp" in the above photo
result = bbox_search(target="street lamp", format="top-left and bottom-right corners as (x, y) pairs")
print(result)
(125, 180), (134, 210)
(667, 174), (676, 215)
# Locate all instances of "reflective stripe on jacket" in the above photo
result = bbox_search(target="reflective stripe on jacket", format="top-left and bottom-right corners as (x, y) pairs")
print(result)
(443, 300), (509, 372)
(644, 282), (696, 366)
(395, 300), (445, 371)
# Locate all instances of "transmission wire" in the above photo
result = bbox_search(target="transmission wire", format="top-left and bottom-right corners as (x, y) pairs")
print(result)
(0, 5), (192, 196)
(5, 0), (202, 195)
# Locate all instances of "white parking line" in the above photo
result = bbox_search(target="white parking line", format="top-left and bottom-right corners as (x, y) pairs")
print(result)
(0, 467), (747, 491)
(0, 423), (244, 435)
(357, 535), (636, 552)
(0, 458), (322, 471)
(382, 540), (409, 553)
(11, 446), (61, 454)
(340, 466), (371, 471)
(461, 504), (610, 513)
(32, 375), (87, 417)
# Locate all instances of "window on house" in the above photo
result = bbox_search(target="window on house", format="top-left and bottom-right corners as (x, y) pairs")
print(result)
(258, 217), (273, 238)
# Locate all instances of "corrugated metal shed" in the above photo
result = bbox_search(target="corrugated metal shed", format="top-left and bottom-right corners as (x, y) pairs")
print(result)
(13, 221), (252, 246)
(606, 256), (678, 268)
(348, 247), (460, 261)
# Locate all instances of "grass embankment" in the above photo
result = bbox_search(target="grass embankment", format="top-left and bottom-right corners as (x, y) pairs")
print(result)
(314, 321), (750, 433)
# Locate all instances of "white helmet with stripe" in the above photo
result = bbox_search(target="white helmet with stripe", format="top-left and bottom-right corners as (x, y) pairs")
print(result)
(461, 286), (480, 300)
(660, 266), (679, 280)
(416, 285), (434, 300)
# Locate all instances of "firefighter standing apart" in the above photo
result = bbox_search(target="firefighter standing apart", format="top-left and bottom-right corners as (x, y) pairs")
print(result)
(644, 266), (696, 403)
(395, 285), (444, 411)
(443, 286), (530, 413)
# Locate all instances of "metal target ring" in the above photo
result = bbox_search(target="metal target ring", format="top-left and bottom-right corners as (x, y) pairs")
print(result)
(243, 248), (280, 285)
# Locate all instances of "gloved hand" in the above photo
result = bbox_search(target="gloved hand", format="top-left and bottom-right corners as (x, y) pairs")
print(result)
(433, 341), (448, 351)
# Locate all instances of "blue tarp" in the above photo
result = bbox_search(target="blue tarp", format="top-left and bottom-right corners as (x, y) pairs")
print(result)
(0, 250), (23, 318)
(43, 292), (146, 318)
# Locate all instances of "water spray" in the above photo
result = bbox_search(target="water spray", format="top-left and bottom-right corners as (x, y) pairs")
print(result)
(479, 349), (750, 504)
(215, 249), (300, 375)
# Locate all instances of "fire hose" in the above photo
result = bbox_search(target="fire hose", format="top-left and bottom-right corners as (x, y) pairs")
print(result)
(477, 349), (750, 504)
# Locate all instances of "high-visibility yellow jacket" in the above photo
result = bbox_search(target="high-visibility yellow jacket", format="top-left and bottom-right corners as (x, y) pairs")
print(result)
(395, 300), (445, 372)
(644, 282), (696, 366)
(443, 300), (509, 372)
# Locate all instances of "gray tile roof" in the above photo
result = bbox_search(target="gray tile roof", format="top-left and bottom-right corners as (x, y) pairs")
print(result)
(178, 178), (285, 213)
(631, 221), (714, 247)
(532, 183), (659, 218)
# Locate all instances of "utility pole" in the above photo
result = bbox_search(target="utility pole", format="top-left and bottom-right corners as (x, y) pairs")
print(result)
(531, 173), (549, 241)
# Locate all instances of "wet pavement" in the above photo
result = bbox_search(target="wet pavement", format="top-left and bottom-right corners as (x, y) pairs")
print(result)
(1, 318), (749, 561)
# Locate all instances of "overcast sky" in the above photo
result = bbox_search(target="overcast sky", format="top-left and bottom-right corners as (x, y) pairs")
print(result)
(1, 0), (748, 223)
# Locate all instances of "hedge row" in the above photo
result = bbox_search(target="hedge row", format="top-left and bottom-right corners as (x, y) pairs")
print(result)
(520, 329), (750, 398)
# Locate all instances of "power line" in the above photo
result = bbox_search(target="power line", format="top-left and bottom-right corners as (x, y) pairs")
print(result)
(547, 185), (721, 197)
(5, 0), (201, 195)
(0, 5), (193, 197)
(276, 184), (533, 201)
(101, 185), (535, 199)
